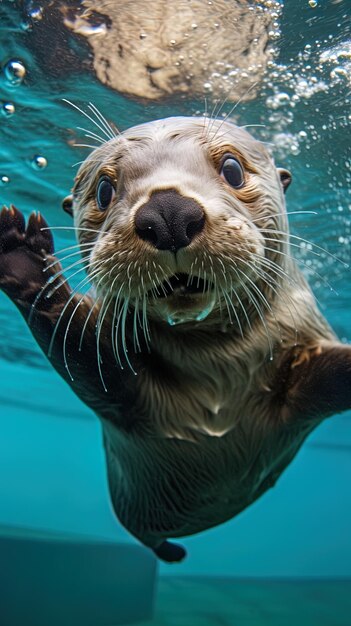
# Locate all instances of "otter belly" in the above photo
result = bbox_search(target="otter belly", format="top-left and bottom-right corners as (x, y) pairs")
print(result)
(102, 420), (314, 547)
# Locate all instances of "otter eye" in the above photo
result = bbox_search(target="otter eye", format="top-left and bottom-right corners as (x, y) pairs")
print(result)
(96, 177), (115, 211)
(220, 157), (244, 189)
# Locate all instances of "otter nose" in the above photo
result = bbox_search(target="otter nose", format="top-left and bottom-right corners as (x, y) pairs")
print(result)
(134, 189), (205, 252)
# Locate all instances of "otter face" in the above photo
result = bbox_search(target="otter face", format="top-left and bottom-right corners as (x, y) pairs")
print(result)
(71, 117), (291, 329)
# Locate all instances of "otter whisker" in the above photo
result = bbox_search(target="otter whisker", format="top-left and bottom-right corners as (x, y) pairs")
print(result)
(202, 270), (207, 295)
(251, 210), (317, 223)
(187, 262), (195, 287)
(110, 284), (124, 368)
(206, 98), (221, 139)
(120, 297), (137, 375)
(243, 258), (299, 343)
(220, 286), (233, 325)
(28, 256), (101, 325)
(206, 93), (233, 139)
(96, 291), (113, 392)
(41, 226), (106, 235)
(155, 263), (173, 291)
(44, 255), (91, 278)
(263, 245), (338, 295)
(109, 270), (124, 295)
(141, 293), (151, 347)
(45, 245), (96, 269)
(252, 253), (295, 285)
(228, 278), (252, 331)
(233, 269), (274, 359)
(77, 127), (106, 144)
(74, 143), (101, 150)
(222, 286), (244, 338)
(48, 267), (102, 359)
(63, 292), (87, 381)
(82, 133), (106, 145)
(154, 271), (169, 298)
(251, 253), (322, 317)
(112, 293), (133, 371)
(53, 241), (97, 257)
(78, 301), (97, 351)
(207, 262), (224, 320)
(79, 275), (107, 351)
(252, 263), (299, 345)
(88, 102), (119, 139)
(127, 261), (137, 292)
(107, 254), (122, 281)
(28, 261), (61, 325)
(44, 263), (93, 300)
(132, 297), (142, 353)
(45, 256), (102, 295)
(62, 99), (115, 142)
(210, 81), (258, 142)
(234, 264), (283, 344)
(199, 259), (205, 289)
(263, 236), (326, 260)
(200, 98), (209, 141)
(147, 270), (161, 295)
(260, 228), (348, 268)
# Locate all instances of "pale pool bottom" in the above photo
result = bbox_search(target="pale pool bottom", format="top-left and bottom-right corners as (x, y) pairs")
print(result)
(133, 577), (351, 626)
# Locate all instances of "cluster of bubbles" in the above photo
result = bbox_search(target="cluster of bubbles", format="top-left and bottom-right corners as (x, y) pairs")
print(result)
(0, 56), (48, 187)
(259, 29), (351, 160)
(198, 0), (283, 97)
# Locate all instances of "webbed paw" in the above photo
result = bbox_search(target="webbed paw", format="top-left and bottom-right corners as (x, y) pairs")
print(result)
(0, 205), (55, 301)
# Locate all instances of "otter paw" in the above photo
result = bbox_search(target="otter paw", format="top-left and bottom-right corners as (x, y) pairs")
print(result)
(0, 205), (53, 256)
(152, 540), (187, 563)
(0, 206), (55, 297)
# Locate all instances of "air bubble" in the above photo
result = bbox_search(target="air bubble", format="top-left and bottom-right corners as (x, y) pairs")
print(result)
(266, 92), (290, 110)
(290, 144), (300, 155)
(330, 66), (349, 81)
(31, 155), (48, 170)
(0, 102), (15, 117)
(0, 175), (10, 186)
(28, 3), (44, 21)
(3, 59), (26, 86)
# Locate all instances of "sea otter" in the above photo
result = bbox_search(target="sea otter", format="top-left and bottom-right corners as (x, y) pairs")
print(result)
(0, 116), (350, 562)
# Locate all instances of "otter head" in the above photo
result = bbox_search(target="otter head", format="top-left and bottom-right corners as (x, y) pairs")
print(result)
(66, 116), (292, 338)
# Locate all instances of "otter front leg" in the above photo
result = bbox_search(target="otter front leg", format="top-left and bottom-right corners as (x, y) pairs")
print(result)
(281, 343), (351, 421)
(0, 206), (126, 417)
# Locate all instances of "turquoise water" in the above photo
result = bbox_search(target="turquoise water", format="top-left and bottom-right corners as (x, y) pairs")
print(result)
(0, 0), (351, 624)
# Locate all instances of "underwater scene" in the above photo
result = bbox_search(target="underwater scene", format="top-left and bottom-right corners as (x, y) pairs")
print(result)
(0, 0), (351, 624)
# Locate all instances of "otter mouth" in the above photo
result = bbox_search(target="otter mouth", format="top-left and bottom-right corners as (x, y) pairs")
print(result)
(153, 273), (213, 298)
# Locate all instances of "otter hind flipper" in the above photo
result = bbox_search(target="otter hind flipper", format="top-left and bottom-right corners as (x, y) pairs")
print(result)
(152, 541), (187, 563)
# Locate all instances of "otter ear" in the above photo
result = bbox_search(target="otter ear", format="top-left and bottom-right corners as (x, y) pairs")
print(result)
(62, 194), (73, 216)
(277, 168), (292, 193)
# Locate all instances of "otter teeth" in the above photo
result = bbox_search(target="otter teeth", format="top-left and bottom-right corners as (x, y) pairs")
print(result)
(154, 273), (212, 298)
